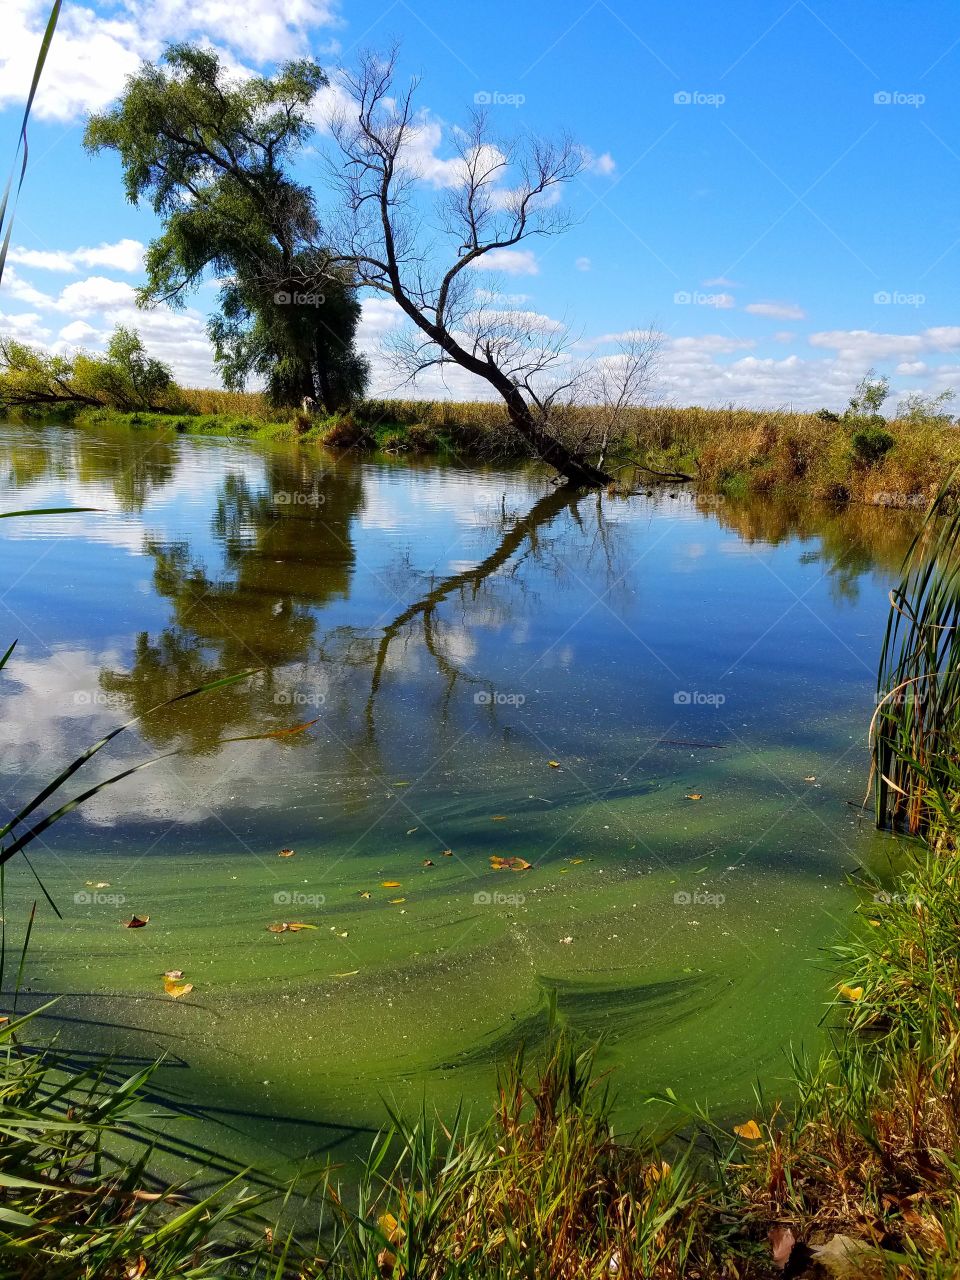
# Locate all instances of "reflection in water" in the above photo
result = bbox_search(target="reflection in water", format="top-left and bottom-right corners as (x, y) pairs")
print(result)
(0, 421), (919, 1171)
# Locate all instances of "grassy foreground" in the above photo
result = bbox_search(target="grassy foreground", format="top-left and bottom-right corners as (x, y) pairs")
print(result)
(65, 386), (960, 508)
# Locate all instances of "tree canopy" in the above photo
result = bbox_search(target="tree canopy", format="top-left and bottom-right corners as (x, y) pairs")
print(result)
(84, 45), (368, 411)
(0, 326), (173, 412)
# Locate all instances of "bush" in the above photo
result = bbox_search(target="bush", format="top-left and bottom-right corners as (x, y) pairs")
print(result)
(851, 425), (896, 465)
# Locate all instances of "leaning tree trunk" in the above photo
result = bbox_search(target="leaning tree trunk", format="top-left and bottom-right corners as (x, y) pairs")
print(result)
(502, 387), (611, 487)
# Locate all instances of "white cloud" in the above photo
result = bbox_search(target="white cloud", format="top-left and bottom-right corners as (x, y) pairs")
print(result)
(744, 301), (806, 321)
(0, 0), (342, 122)
(9, 239), (145, 274)
(703, 275), (740, 288)
(575, 257), (592, 272)
(467, 249), (539, 277)
(588, 151), (616, 176)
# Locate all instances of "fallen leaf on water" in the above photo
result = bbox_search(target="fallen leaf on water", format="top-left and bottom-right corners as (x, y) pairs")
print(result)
(441, 849), (453, 857)
(393, 781), (410, 787)
(335, 970), (359, 978)
(804, 776), (817, 783)
(267, 922), (318, 933)
(358, 891), (372, 900)
(162, 969), (184, 980)
(86, 881), (110, 889)
(734, 1120), (762, 1141)
(389, 898), (406, 905)
(163, 978), (193, 999)
(568, 858), (584, 865)
(685, 793), (703, 801)
(406, 827), (418, 835)
(548, 760), (560, 768)
(277, 848), (296, 858)
(490, 856), (532, 872)
(491, 815), (507, 821)
(769, 1225), (797, 1272)
(559, 936), (573, 945)
(838, 983), (863, 1001)
(381, 880), (401, 888)
(422, 859), (435, 867)
(123, 916), (149, 929)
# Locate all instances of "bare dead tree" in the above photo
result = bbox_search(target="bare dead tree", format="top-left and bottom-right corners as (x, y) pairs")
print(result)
(325, 49), (613, 487)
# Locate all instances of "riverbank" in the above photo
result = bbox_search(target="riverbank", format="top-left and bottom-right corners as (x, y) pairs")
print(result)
(65, 391), (960, 508)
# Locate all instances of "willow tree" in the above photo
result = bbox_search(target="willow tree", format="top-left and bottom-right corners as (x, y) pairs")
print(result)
(327, 49), (612, 486)
(84, 45), (368, 411)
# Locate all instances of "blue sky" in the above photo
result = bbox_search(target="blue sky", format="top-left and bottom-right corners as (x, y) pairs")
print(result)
(1, 0), (959, 409)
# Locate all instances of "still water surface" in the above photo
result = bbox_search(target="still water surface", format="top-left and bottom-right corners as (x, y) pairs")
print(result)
(0, 422), (913, 1170)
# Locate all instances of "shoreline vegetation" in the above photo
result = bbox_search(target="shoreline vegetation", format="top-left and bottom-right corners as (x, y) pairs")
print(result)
(3, 484), (960, 1277)
(13, 384), (960, 509)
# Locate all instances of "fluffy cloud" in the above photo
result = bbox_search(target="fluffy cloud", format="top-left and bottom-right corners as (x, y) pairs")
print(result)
(0, 0), (342, 121)
(8, 239), (145, 273)
(469, 249), (540, 276)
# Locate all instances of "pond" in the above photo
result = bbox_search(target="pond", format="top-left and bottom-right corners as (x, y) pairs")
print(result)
(0, 420), (914, 1176)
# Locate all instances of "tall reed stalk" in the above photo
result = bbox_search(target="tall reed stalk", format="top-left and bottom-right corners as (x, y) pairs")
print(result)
(873, 474), (960, 839)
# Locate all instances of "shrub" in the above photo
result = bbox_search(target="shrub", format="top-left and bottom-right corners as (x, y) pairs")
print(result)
(851, 425), (896, 465)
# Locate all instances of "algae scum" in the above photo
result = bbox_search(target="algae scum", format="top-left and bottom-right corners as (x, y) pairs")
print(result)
(0, 422), (916, 1171)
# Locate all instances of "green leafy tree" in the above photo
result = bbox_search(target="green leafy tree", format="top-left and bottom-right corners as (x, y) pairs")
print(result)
(0, 326), (173, 411)
(84, 45), (368, 412)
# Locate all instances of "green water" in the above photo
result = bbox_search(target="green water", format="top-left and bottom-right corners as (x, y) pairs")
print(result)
(0, 421), (915, 1174)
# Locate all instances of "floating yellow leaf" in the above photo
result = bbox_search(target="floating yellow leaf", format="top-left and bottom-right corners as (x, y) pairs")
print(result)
(381, 880), (401, 888)
(422, 858), (434, 867)
(491, 815), (507, 821)
(441, 849), (453, 857)
(389, 897), (406, 905)
(358, 891), (372, 900)
(277, 847), (295, 858)
(804, 776), (817, 783)
(123, 915), (149, 929)
(406, 827), (418, 835)
(335, 970), (359, 978)
(568, 858), (584, 865)
(267, 921), (318, 933)
(734, 1120), (762, 1140)
(163, 977), (193, 999)
(838, 983), (863, 1001)
(685, 793), (703, 801)
(548, 760), (560, 768)
(490, 855), (532, 872)
(393, 781), (410, 787)
(378, 1211), (401, 1244)
(86, 881), (110, 889)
